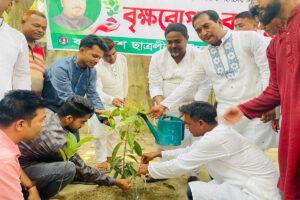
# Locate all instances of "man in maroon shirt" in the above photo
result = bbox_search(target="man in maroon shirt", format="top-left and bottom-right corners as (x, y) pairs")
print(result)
(219, 0), (300, 199)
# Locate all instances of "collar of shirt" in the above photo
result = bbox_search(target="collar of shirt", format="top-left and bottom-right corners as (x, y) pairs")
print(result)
(209, 30), (231, 47)
(0, 129), (21, 157)
(72, 55), (87, 72)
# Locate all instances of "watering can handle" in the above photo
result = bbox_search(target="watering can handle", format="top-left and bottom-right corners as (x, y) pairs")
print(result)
(159, 115), (174, 120)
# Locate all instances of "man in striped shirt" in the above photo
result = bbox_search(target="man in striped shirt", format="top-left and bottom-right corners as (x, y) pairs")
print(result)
(21, 10), (47, 95)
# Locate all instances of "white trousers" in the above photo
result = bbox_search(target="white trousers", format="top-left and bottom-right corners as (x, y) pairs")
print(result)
(88, 114), (120, 163)
(189, 181), (257, 200)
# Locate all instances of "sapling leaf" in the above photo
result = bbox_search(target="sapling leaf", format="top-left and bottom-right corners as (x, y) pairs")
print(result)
(119, 130), (126, 140)
(112, 108), (121, 116)
(123, 169), (131, 178)
(126, 162), (137, 175)
(68, 133), (77, 147)
(122, 116), (136, 123)
(59, 148), (67, 162)
(128, 155), (138, 163)
(66, 137), (73, 149)
(128, 132), (134, 150)
(113, 170), (120, 178)
(74, 136), (94, 148)
(110, 156), (122, 172)
(109, 118), (116, 129)
(134, 141), (142, 156)
(65, 147), (78, 159)
(111, 142), (122, 161)
(134, 119), (142, 130)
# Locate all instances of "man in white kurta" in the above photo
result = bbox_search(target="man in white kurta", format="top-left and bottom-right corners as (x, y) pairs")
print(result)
(0, 2), (31, 99)
(89, 37), (128, 172)
(148, 23), (211, 150)
(138, 101), (280, 200)
(151, 10), (278, 150)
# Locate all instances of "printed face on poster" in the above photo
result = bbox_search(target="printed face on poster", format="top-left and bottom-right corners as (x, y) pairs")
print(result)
(46, 0), (252, 54)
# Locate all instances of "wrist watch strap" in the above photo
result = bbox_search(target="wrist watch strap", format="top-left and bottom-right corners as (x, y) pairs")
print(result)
(25, 181), (37, 191)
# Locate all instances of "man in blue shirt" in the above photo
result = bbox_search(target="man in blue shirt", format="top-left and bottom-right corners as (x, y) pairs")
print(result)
(42, 34), (108, 140)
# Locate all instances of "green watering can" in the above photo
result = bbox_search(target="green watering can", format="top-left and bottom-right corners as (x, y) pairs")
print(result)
(138, 113), (185, 146)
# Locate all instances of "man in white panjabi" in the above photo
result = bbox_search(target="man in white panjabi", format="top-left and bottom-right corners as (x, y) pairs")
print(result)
(137, 102), (281, 200)
(0, 0), (31, 99)
(148, 23), (211, 181)
(89, 37), (128, 172)
(151, 10), (278, 150)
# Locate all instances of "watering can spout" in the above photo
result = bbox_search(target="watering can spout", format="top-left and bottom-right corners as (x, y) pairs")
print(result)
(137, 112), (160, 141)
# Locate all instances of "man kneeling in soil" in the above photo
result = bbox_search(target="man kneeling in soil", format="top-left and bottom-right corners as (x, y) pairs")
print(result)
(137, 101), (280, 200)
(18, 95), (130, 199)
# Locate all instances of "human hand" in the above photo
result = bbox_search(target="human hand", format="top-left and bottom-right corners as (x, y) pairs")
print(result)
(217, 106), (244, 125)
(116, 179), (130, 190)
(141, 152), (161, 164)
(260, 109), (276, 123)
(136, 164), (149, 176)
(27, 186), (41, 200)
(149, 104), (167, 119)
(112, 98), (124, 108)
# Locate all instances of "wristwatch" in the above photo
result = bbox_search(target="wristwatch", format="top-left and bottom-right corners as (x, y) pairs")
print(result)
(24, 181), (36, 191)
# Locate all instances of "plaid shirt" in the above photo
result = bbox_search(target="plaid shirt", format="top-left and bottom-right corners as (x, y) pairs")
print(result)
(18, 108), (116, 186)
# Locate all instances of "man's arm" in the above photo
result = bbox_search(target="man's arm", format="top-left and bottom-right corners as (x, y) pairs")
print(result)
(12, 35), (31, 90)
(50, 64), (76, 102)
(70, 153), (116, 186)
(160, 61), (207, 109)
(86, 69), (105, 111)
(148, 55), (164, 101)
(20, 168), (40, 200)
(147, 138), (227, 179)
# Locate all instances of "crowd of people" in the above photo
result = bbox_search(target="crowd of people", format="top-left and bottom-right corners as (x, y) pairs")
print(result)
(0, 0), (300, 199)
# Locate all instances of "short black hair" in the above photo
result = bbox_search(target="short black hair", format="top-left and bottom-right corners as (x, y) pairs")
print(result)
(235, 11), (256, 21)
(164, 23), (188, 38)
(179, 101), (217, 125)
(79, 34), (109, 51)
(57, 95), (94, 118)
(192, 10), (220, 27)
(101, 36), (116, 51)
(0, 90), (48, 126)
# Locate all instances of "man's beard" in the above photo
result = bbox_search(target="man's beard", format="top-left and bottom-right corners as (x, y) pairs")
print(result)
(249, 0), (281, 25)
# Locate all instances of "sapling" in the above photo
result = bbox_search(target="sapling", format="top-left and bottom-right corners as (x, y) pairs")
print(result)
(101, 103), (148, 179)
(58, 133), (94, 192)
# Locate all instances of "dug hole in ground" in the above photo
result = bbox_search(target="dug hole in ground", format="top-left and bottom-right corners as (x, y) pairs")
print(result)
(54, 125), (279, 200)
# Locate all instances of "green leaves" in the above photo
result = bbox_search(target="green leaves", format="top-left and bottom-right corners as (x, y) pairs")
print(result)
(106, 103), (147, 178)
(111, 142), (122, 161)
(59, 133), (94, 163)
(104, 0), (121, 16)
(127, 133), (134, 152)
(59, 148), (67, 162)
(74, 136), (94, 148)
(134, 141), (142, 156)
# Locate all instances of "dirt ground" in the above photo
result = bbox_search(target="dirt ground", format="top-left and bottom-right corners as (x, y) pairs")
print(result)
(54, 125), (279, 200)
